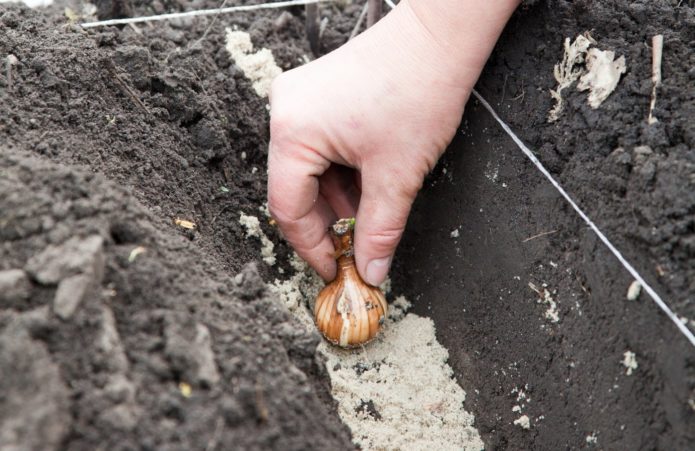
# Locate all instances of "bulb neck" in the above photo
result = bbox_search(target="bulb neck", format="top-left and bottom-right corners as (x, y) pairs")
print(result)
(337, 254), (356, 269)
(330, 219), (355, 261)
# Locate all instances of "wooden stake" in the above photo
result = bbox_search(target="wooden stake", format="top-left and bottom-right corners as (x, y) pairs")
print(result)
(367, 0), (382, 28)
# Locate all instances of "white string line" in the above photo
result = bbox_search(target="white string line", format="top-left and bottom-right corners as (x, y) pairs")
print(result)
(471, 89), (695, 348)
(80, 0), (335, 28)
(384, 0), (397, 9)
(349, 2), (369, 40)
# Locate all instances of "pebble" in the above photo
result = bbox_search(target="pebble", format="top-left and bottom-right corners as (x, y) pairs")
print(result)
(25, 235), (104, 285)
(53, 274), (92, 319)
(0, 269), (31, 303)
(626, 280), (641, 301)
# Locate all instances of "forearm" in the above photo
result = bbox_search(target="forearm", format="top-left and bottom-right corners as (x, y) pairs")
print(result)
(375, 0), (520, 91)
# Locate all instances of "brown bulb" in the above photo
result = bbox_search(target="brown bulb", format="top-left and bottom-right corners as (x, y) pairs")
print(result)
(314, 218), (388, 348)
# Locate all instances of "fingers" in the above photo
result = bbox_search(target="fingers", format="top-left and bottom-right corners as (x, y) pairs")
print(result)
(354, 163), (422, 286)
(267, 142), (337, 281)
(319, 165), (361, 219)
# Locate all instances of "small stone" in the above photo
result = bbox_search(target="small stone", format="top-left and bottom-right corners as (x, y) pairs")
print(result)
(53, 274), (92, 319)
(0, 269), (31, 303)
(95, 306), (129, 373)
(26, 235), (104, 285)
(164, 318), (220, 387)
(192, 323), (220, 386)
(626, 280), (641, 301)
(632, 145), (653, 165)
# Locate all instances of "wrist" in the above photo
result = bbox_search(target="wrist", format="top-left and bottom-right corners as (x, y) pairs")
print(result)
(402, 0), (520, 90)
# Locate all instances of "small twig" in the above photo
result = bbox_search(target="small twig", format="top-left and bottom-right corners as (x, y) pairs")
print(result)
(104, 61), (150, 115)
(511, 80), (525, 102)
(349, 2), (369, 40)
(647, 34), (663, 125)
(522, 229), (558, 242)
(127, 22), (142, 35)
(367, 0), (382, 28)
(501, 73), (509, 103)
(190, 0), (231, 52)
(80, 0), (334, 28)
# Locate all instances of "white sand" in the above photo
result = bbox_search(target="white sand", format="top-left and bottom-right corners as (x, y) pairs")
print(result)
(270, 257), (484, 451)
(238, 213), (276, 266)
(224, 29), (282, 98)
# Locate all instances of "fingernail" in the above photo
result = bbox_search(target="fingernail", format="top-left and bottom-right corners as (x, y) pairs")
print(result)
(365, 256), (391, 286)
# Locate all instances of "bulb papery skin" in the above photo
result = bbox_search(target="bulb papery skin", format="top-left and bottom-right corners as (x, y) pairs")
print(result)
(314, 219), (388, 348)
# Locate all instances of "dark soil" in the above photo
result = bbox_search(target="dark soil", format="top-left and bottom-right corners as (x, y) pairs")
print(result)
(396, 0), (695, 449)
(0, 1), (359, 449)
(1, 0), (693, 450)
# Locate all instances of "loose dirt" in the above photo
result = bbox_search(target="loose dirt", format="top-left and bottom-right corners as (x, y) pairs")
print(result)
(1, 0), (694, 449)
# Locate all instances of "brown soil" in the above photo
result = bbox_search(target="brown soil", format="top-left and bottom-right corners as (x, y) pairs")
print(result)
(1, 0), (693, 450)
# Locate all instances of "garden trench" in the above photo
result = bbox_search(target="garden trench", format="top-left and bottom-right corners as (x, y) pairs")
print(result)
(1, 0), (694, 450)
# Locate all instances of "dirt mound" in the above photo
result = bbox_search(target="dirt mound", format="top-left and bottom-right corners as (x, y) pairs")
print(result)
(1, 2), (354, 449)
(0, 147), (352, 449)
(2, 0), (694, 449)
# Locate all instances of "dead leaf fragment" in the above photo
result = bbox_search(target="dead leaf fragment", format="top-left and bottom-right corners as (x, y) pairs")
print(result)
(174, 218), (196, 230)
(577, 48), (626, 108)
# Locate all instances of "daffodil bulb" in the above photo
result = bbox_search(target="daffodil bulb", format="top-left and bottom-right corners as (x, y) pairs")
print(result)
(314, 218), (387, 348)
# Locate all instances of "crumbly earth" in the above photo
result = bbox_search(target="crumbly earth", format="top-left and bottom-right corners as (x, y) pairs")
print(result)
(2, 0), (694, 450)
(0, 1), (361, 449)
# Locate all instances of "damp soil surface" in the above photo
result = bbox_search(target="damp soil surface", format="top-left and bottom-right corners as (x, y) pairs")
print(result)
(396, 0), (695, 449)
(1, 0), (694, 450)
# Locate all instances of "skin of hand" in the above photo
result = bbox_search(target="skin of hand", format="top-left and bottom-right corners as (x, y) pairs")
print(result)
(268, 0), (520, 286)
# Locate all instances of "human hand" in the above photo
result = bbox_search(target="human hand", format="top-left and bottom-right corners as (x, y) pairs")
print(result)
(268, 0), (518, 285)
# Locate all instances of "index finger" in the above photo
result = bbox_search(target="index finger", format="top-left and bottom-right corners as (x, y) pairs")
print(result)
(267, 141), (337, 281)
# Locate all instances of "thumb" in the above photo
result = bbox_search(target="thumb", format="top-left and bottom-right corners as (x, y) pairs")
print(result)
(353, 165), (421, 287)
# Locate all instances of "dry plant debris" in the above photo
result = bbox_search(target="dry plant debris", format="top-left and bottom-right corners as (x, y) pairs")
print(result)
(576, 48), (626, 108)
(548, 32), (626, 122)
(174, 218), (196, 229)
(621, 351), (638, 376)
(647, 34), (663, 124)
